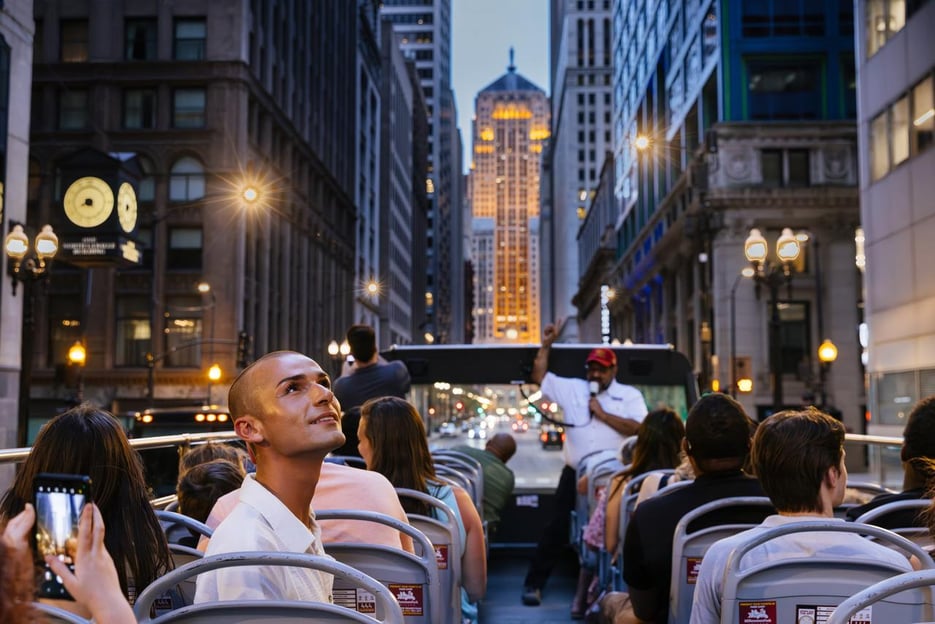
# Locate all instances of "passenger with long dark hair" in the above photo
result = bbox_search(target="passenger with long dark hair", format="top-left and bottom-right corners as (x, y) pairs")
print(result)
(357, 396), (486, 624)
(0, 403), (173, 613)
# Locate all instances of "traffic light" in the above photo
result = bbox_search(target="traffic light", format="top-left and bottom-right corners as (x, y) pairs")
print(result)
(236, 331), (252, 369)
(455, 401), (464, 412)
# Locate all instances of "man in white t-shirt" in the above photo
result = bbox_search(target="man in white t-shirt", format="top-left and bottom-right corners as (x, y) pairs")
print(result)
(690, 408), (914, 624)
(194, 351), (347, 604)
(522, 320), (648, 607)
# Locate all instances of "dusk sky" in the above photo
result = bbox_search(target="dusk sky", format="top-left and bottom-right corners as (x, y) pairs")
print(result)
(451, 0), (550, 173)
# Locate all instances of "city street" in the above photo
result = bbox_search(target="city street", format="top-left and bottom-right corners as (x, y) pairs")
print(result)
(429, 420), (566, 489)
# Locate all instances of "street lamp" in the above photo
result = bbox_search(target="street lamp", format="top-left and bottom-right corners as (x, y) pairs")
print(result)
(5, 221), (60, 446)
(744, 227), (802, 414)
(817, 338), (838, 408)
(5, 222), (59, 295)
(67, 340), (86, 402)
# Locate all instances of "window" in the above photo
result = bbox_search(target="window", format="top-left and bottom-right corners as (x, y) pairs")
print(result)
(47, 297), (82, 366)
(760, 149), (810, 186)
(742, 0), (824, 37)
(866, 0), (905, 57)
(124, 89), (156, 129)
(59, 89), (88, 129)
(125, 18), (157, 60)
(174, 18), (206, 60)
(138, 156), (155, 202)
(115, 296), (151, 366)
(172, 88), (205, 128)
(747, 60), (821, 120)
(871, 74), (934, 180)
(911, 75), (934, 156)
(60, 19), (88, 62)
(163, 295), (202, 367)
(169, 157), (205, 201)
(167, 227), (202, 270)
(779, 301), (810, 375)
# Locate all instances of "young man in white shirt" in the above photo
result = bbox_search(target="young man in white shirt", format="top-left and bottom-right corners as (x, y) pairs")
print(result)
(194, 351), (347, 604)
(689, 408), (914, 624)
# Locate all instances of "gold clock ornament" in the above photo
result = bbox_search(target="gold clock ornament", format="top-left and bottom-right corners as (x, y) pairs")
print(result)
(117, 182), (138, 233)
(63, 176), (115, 228)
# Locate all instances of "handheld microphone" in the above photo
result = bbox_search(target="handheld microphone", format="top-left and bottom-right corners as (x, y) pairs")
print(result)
(588, 381), (599, 397)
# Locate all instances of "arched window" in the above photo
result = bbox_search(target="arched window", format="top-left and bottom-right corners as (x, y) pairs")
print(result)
(169, 156), (205, 201)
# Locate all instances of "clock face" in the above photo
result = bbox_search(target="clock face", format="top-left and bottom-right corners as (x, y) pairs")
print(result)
(117, 182), (138, 233)
(63, 176), (115, 228)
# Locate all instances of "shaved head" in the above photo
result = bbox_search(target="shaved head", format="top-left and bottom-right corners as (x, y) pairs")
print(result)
(229, 351), (302, 420)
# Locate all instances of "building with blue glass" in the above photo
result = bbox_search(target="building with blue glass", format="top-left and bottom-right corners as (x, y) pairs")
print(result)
(577, 0), (866, 427)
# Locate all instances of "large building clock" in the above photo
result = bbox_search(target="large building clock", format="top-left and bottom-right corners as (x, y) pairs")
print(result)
(63, 176), (115, 228)
(117, 182), (138, 233)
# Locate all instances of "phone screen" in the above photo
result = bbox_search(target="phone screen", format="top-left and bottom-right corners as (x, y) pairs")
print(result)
(34, 473), (91, 600)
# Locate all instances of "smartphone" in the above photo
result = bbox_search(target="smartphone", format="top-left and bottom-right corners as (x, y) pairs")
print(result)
(33, 472), (92, 600)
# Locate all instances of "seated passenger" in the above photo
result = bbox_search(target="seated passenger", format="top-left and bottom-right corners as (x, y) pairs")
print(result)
(2, 502), (135, 624)
(690, 408), (915, 624)
(194, 351), (346, 604)
(200, 459), (415, 554)
(847, 395), (935, 527)
(358, 396), (487, 624)
(178, 441), (250, 476)
(450, 432), (518, 534)
(176, 459), (245, 545)
(0, 404), (173, 614)
(620, 394), (763, 624)
(575, 409), (684, 618)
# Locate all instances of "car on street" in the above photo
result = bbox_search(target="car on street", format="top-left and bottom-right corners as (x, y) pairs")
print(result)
(439, 422), (458, 437)
(540, 426), (565, 450)
(511, 420), (529, 433)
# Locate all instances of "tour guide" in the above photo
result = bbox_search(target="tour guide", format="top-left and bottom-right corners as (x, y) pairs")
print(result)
(521, 320), (648, 607)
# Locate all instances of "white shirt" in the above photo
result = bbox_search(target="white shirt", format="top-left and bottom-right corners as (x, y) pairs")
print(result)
(689, 514), (914, 624)
(540, 372), (648, 468)
(194, 474), (333, 604)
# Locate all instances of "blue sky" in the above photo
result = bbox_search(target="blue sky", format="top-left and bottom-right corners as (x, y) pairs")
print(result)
(451, 0), (550, 173)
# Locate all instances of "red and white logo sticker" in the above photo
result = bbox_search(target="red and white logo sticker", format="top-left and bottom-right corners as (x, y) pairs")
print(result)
(739, 600), (776, 624)
(389, 584), (424, 616)
(435, 544), (449, 570)
(686, 557), (702, 585)
(355, 588), (376, 614)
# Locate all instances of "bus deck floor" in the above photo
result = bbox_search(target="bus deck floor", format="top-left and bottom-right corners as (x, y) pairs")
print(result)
(478, 546), (581, 623)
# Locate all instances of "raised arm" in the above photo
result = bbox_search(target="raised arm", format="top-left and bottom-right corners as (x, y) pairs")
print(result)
(531, 322), (560, 385)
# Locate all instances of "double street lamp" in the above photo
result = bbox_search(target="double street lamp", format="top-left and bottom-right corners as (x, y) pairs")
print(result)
(5, 222), (61, 446)
(744, 227), (802, 414)
(327, 339), (350, 377)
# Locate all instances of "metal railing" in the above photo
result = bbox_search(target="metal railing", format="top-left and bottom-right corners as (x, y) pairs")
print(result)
(0, 431), (904, 489)
(0, 431), (240, 465)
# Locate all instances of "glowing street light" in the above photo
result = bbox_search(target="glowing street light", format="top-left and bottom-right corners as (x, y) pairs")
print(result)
(67, 341), (87, 366)
(207, 363), (222, 382)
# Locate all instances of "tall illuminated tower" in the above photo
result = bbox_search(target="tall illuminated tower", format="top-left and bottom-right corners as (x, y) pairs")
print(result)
(471, 51), (549, 343)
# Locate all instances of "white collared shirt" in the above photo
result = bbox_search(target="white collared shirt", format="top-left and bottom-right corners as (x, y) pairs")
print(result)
(540, 373), (649, 467)
(194, 474), (333, 604)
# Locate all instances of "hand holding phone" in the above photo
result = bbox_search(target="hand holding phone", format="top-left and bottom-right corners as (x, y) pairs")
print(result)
(33, 473), (92, 600)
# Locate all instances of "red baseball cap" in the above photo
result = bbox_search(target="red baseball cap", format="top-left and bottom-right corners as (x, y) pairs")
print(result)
(586, 348), (617, 368)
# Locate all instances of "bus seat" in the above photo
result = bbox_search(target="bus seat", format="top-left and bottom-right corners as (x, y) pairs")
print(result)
(667, 496), (774, 624)
(168, 543), (204, 605)
(855, 499), (933, 550)
(719, 520), (934, 624)
(603, 470), (673, 591)
(133, 551), (403, 623)
(397, 487), (465, 622)
(326, 455), (368, 469)
(407, 513), (462, 624)
(30, 602), (91, 623)
(156, 509), (213, 548)
(572, 450), (623, 554)
(845, 480), (897, 499)
(826, 568), (935, 624)
(433, 452), (485, 518)
(317, 509), (442, 624)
